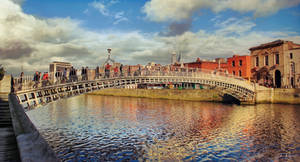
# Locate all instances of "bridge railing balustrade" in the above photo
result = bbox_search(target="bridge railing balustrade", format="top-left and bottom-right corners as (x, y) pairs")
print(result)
(13, 68), (254, 93)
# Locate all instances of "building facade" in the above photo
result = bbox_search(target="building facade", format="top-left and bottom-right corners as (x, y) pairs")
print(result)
(171, 52), (177, 64)
(49, 61), (73, 82)
(249, 40), (300, 88)
(183, 56), (251, 80)
(226, 55), (251, 80)
(184, 58), (227, 70)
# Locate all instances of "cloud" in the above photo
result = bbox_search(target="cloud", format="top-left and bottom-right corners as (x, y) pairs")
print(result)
(87, 1), (128, 25)
(11, 0), (25, 5)
(1, 0), (299, 75)
(143, 0), (300, 22)
(0, 41), (35, 59)
(113, 12), (128, 25)
(160, 19), (193, 36)
(89, 1), (109, 16)
(83, 9), (89, 15)
(110, 0), (119, 5)
(214, 17), (256, 36)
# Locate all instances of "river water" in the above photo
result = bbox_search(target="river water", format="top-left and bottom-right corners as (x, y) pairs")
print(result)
(26, 95), (300, 161)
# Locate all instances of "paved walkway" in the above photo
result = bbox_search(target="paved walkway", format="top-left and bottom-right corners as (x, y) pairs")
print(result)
(0, 98), (20, 161)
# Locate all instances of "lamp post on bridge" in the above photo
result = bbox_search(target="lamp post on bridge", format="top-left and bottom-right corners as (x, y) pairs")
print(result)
(103, 48), (115, 66)
(103, 48), (116, 78)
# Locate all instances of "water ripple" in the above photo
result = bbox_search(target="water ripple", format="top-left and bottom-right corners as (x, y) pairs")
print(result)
(26, 95), (300, 161)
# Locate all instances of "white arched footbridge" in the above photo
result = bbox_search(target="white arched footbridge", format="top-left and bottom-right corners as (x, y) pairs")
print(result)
(13, 70), (256, 109)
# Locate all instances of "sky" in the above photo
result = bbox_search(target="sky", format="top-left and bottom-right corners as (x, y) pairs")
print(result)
(1, 0), (300, 74)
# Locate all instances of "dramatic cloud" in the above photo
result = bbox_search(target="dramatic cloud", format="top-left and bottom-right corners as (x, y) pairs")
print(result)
(160, 19), (193, 36)
(1, 0), (299, 75)
(143, 0), (300, 22)
(0, 41), (35, 59)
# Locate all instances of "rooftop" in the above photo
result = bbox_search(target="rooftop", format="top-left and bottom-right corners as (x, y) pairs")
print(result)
(249, 40), (285, 51)
(52, 61), (72, 65)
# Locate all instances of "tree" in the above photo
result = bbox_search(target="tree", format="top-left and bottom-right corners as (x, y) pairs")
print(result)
(0, 64), (5, 81)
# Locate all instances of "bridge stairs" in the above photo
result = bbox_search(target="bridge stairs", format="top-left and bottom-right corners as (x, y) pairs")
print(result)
(0, 96), (20, 161)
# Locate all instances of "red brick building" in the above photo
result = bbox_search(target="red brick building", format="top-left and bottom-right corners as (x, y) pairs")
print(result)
(183, 55), (251, 80)
(184, 58), (227, 70)
(226, 55), (251, 80)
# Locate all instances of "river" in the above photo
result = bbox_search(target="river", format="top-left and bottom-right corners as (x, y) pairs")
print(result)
(26, 95), (300, 161)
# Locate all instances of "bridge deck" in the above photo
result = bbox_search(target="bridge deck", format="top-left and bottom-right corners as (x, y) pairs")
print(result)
(0, 98), (20, 161)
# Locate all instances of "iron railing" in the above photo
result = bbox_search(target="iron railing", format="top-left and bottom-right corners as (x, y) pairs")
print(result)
(13, 68), (254, 93)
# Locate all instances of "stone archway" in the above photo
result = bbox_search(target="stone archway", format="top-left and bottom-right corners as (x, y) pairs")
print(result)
(275, 70), (281, 88)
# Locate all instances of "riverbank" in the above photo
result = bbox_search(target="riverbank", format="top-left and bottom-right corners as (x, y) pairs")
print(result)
(256, 88), (300, 104)
(89, 88), (300, 105)
(89, 89), (223, 102)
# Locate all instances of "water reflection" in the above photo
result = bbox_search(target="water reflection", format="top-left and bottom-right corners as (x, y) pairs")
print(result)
(26, 95), (300, 161)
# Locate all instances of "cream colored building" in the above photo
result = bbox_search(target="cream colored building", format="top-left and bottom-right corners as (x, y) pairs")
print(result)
(250, 40), (300, 88)
(49, 61), (73, 82)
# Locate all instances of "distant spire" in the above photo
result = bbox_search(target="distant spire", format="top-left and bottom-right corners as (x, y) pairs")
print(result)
(171, 51), (176, 64)
(177, 53), (181, 63)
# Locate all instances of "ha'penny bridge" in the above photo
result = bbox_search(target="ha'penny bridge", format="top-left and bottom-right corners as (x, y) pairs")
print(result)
(15, 70), (256, 108)
(1, 69), (260, 161)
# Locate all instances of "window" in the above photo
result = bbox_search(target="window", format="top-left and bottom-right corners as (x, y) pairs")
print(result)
(233, 71), (235, 75)
(232, 61), (235, 67)
(256, 56), (259, 67)
(239, 70), (242, 76)
(290, 53), (293, 59)
(239, 60), (242, 66)
(291, 63), (295, 73)
(276, 54), (279, 64)
(265, 55), (269, 66)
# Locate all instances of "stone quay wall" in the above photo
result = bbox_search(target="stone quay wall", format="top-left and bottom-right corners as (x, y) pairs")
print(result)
(9, 94), (58, 162)
(0, 75), (58, 162)
(89, 89), (223, 102)
(255, 87), (300, 104)
(90, 88), (300, 105)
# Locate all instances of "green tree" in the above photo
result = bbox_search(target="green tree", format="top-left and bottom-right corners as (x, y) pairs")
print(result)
(0, 64), (5, 81)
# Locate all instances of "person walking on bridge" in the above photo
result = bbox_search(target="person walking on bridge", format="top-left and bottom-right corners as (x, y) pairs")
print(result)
(128, 66), (131, 77)
(42, 72), (49, 87)
(85, 67), (88, 81)
(120, 64), (123, 77)
(138, 66), (141, 76)
(33, 71), (39, 88)
(69, 67), (76, 82)
(95, 66), (100, 79)
(105, 63), (111, 78)
(81, 67), (85, 80)
(114, 66), (119, 77)
(63, 68), (67, 83)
